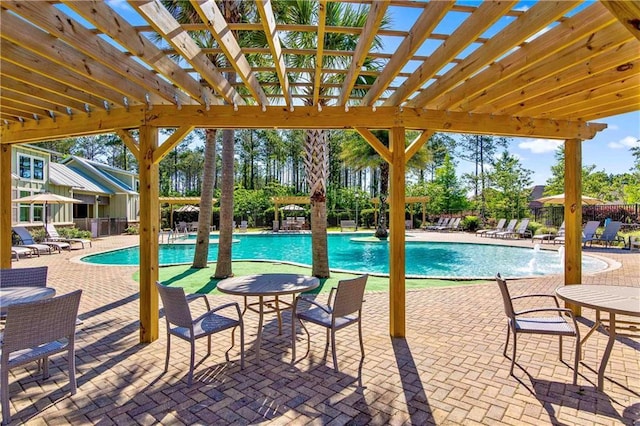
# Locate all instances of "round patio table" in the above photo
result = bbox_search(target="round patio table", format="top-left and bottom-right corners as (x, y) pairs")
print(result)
(555, 285), (640, 391)
(0, 286), (56, 316)
(217, 274), (319, 364)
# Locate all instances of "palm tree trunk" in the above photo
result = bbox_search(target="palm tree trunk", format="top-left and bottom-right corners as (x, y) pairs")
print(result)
(375, 162), (389, 239)
(305, 129), (330, 278)
(192, 129), (217, 268)
(214, 127), (234, 278)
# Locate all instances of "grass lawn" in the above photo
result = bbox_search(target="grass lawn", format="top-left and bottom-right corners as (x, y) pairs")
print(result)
(134, 261), (490, 295)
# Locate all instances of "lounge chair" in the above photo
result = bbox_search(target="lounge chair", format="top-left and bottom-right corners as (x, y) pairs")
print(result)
(584, 221), (625, 247)
(442, 217), (462, 232)
(428, 217), (450, 231)
(476, 218), (506, 237)
(239, 220), (248, 233)
(491, 219), (517, 238)
(532, 221), (564, 244)
(13, 226), (69, 253)
(424, 217), (444, 230)
(554, 221), (600, 246)
(45, 224), (91, 249)
(499, 218), (531, 239)
(11, 246), (36, 261)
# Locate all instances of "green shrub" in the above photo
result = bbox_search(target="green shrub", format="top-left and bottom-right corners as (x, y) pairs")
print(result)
(528, 221), (544, 236)
(124, 225), (139, 235)
(58, 227), (92, 239)
(461, 215), (479, 232)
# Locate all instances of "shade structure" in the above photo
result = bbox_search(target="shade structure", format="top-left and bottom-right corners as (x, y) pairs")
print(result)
(279, 204), (305, 211)
(174, 205), (200, 213)
(12, 192), (82, 226)
(535, 193), (604, 205)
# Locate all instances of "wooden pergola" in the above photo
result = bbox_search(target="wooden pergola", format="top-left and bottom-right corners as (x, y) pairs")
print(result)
(1, 1), (638, 344)
(272, 196), (311, 222)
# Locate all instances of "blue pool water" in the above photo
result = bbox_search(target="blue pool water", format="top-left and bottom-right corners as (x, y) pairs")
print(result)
(81, 233), (609, 278)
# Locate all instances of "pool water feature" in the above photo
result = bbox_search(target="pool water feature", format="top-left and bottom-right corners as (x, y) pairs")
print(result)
(81, 233), (608, 278)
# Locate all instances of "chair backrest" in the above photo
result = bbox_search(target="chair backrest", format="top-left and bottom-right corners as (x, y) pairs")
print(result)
(1, 290), (81, 354)
(600, 221), (622, 240)
(0, 266), (48, 288)
(45, 223), (61, 238)
(582, 221), (600, 239)
(504, 219), (517, 232)
(13, 226), (36, 244)
(440, 218), (451, 227)
(156, 282), (194, 328)
(495, 273), (515, 320)
(450, 217), (461, 228)
(240, 220), (248, 227)
(332, 275), (368, 318)
(516, 218), (530, 233)
(494, 218), (506, 230)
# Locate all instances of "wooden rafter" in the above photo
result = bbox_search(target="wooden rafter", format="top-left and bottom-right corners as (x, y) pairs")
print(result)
(191, 0), (268, 107)
(360, 1), (454, 106)
(354, 128), (392, 163)
(404, 130), (434, 162)
(601, 1), (640, 41)
(153, 126), (196, 163)
(115, 129), (140, 160)
(130, 0), (245, 106)
(313, 0), (328, 106)
(385, 0), (517, 107)
(256, 0), (292, 108)
(0, 90), (70, 117)
(64, 0), (209, 106)
(1, 2), (184, 107)
(336, 0), (389, 106)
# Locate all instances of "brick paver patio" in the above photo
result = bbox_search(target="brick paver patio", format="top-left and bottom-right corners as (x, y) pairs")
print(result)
(3, 232), (639, 425)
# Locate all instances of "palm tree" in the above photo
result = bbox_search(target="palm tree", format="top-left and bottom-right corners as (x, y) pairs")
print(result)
(341, 130), (432, 239)
(279, 1), (388, 277)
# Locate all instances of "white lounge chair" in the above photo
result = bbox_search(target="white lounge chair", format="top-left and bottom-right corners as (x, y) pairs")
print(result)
(585, 221), (625, 247)
(491, 219), (517, 238)
(476, 218), (506, 237)
(45, 224), (91, 249)
(532, 221), (564, 244)
(554, 221), (600, 246)
(13, 226), (69, 253)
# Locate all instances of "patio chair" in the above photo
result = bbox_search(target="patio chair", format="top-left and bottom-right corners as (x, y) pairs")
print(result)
(476, 218), (506, 237)
(10, 246), (36, 261)
(156, 282), (244, 386)
(553, 221), (600, 246)
(532, 221), (564, 244)
(0, 266), (47, 288)
(428, 217), (450, 231)
(239, 220), (248, 233)
(499, 218), (531, 239)
(1, 290), (82, 425)
(495, 274), (579, 385)
(13, 226), (69, 253)
(424, 217), (444, 230)
(491, 219), (517, 238)
(584, 221), (624, 247)
(45, 224), (91, 249)
(292, 274), (368, 372)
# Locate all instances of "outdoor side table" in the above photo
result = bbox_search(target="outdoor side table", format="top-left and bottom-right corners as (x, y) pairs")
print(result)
(0, 286), (56, 316)
(555, 285), (640, 391)
(217, 273), (319, 364)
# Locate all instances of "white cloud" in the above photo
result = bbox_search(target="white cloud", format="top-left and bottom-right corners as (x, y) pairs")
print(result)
(608, 136), (640, 149)
(518, 138), (562, 154)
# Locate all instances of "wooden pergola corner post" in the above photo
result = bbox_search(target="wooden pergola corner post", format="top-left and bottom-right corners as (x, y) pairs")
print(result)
(139, 125), (160, 343)
(0, 144), (12, 269)
(389, 126), (406, 337)
(564, 138), (582, 316)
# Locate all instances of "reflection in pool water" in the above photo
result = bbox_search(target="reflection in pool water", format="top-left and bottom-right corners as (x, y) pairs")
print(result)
(81, 233), (608, 278)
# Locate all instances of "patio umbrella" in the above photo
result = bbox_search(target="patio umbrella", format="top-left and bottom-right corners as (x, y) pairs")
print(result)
(12, 192), (82, 226)
(279, 204), (304, 211)
(534, 193), (604, 205)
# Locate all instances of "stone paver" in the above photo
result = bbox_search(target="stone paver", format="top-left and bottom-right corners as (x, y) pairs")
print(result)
(3, 231), (639, 425)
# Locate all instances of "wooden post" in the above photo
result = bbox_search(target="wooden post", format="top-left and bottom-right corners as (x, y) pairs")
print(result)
(389, 127), (406, 337)
(0, 144), (12, 269)
(138, 125), (160, 343)
(564, 138), (582, 315)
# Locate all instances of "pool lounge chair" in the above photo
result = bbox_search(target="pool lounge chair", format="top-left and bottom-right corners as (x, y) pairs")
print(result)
(490, 219), (517, 238)
(13, 226), (69, 253)
(476, 218), (506, 237)
(440, 217), (461, 232)
(499, 218), (531, 239)
(45, 224), (91, 249)
(424, 217), (445, 230)
(584, 221), (625, 247)
(11, 246), (37, 261)
(532, 221), (564, 244)
(554, 221), (600, 246)
(427, 217), (450, 231)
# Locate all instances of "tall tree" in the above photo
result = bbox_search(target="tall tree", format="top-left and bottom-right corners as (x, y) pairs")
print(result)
(487, 151), (533, 219)
(428, 154), (469, 214)
(279, 1), (388, 276)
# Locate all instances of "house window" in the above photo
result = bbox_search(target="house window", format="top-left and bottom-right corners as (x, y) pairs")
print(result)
(18, 190), (43, 223)
(18, 154), (45, 181)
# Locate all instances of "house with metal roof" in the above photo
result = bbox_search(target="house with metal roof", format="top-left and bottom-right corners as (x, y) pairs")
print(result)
(11, 145), (139, 235)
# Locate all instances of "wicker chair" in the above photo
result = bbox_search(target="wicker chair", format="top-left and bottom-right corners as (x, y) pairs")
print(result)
(0, 290), (82, 425)
(292, 274), (368, 372)
(495, 273), (580, 384)
(156, 282), (244, 386)
(0, 266), (48, 288)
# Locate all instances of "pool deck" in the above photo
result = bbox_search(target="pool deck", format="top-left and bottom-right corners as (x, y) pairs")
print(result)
(4, 231), (639, 425)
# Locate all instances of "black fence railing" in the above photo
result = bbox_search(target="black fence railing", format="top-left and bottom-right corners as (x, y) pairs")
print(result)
(73, 217), (129, 237)
(531, 204), (640, 228)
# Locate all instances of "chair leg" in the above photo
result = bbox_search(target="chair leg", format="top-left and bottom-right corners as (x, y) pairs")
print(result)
(188, 340), (196, 386)
(510, 330), (517, 376)
(503, 325), (510, 357)
(331, 328), (339, 373)
(164, 334), (171, 373)
(559, 336), (564, 361)
(291, 312), (297, 365)
(43, 356), (50, 379)
(358, 319), (365, 359)
(239, 319), (245, 370)
(207, 335), (211, 357)
(572, 336), (579, 385)
(1, 364), (10, 425)
(68, 344), (77, 395)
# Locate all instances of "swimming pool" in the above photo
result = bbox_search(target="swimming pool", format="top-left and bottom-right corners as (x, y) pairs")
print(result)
(81, 233), (609, 279)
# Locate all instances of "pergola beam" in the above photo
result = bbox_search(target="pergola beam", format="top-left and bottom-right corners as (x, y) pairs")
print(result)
(153, 126), (196, 163)
(313, 0), (328, 106)
(0, 106), (607, 144)
(601, 1), (640, 41)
